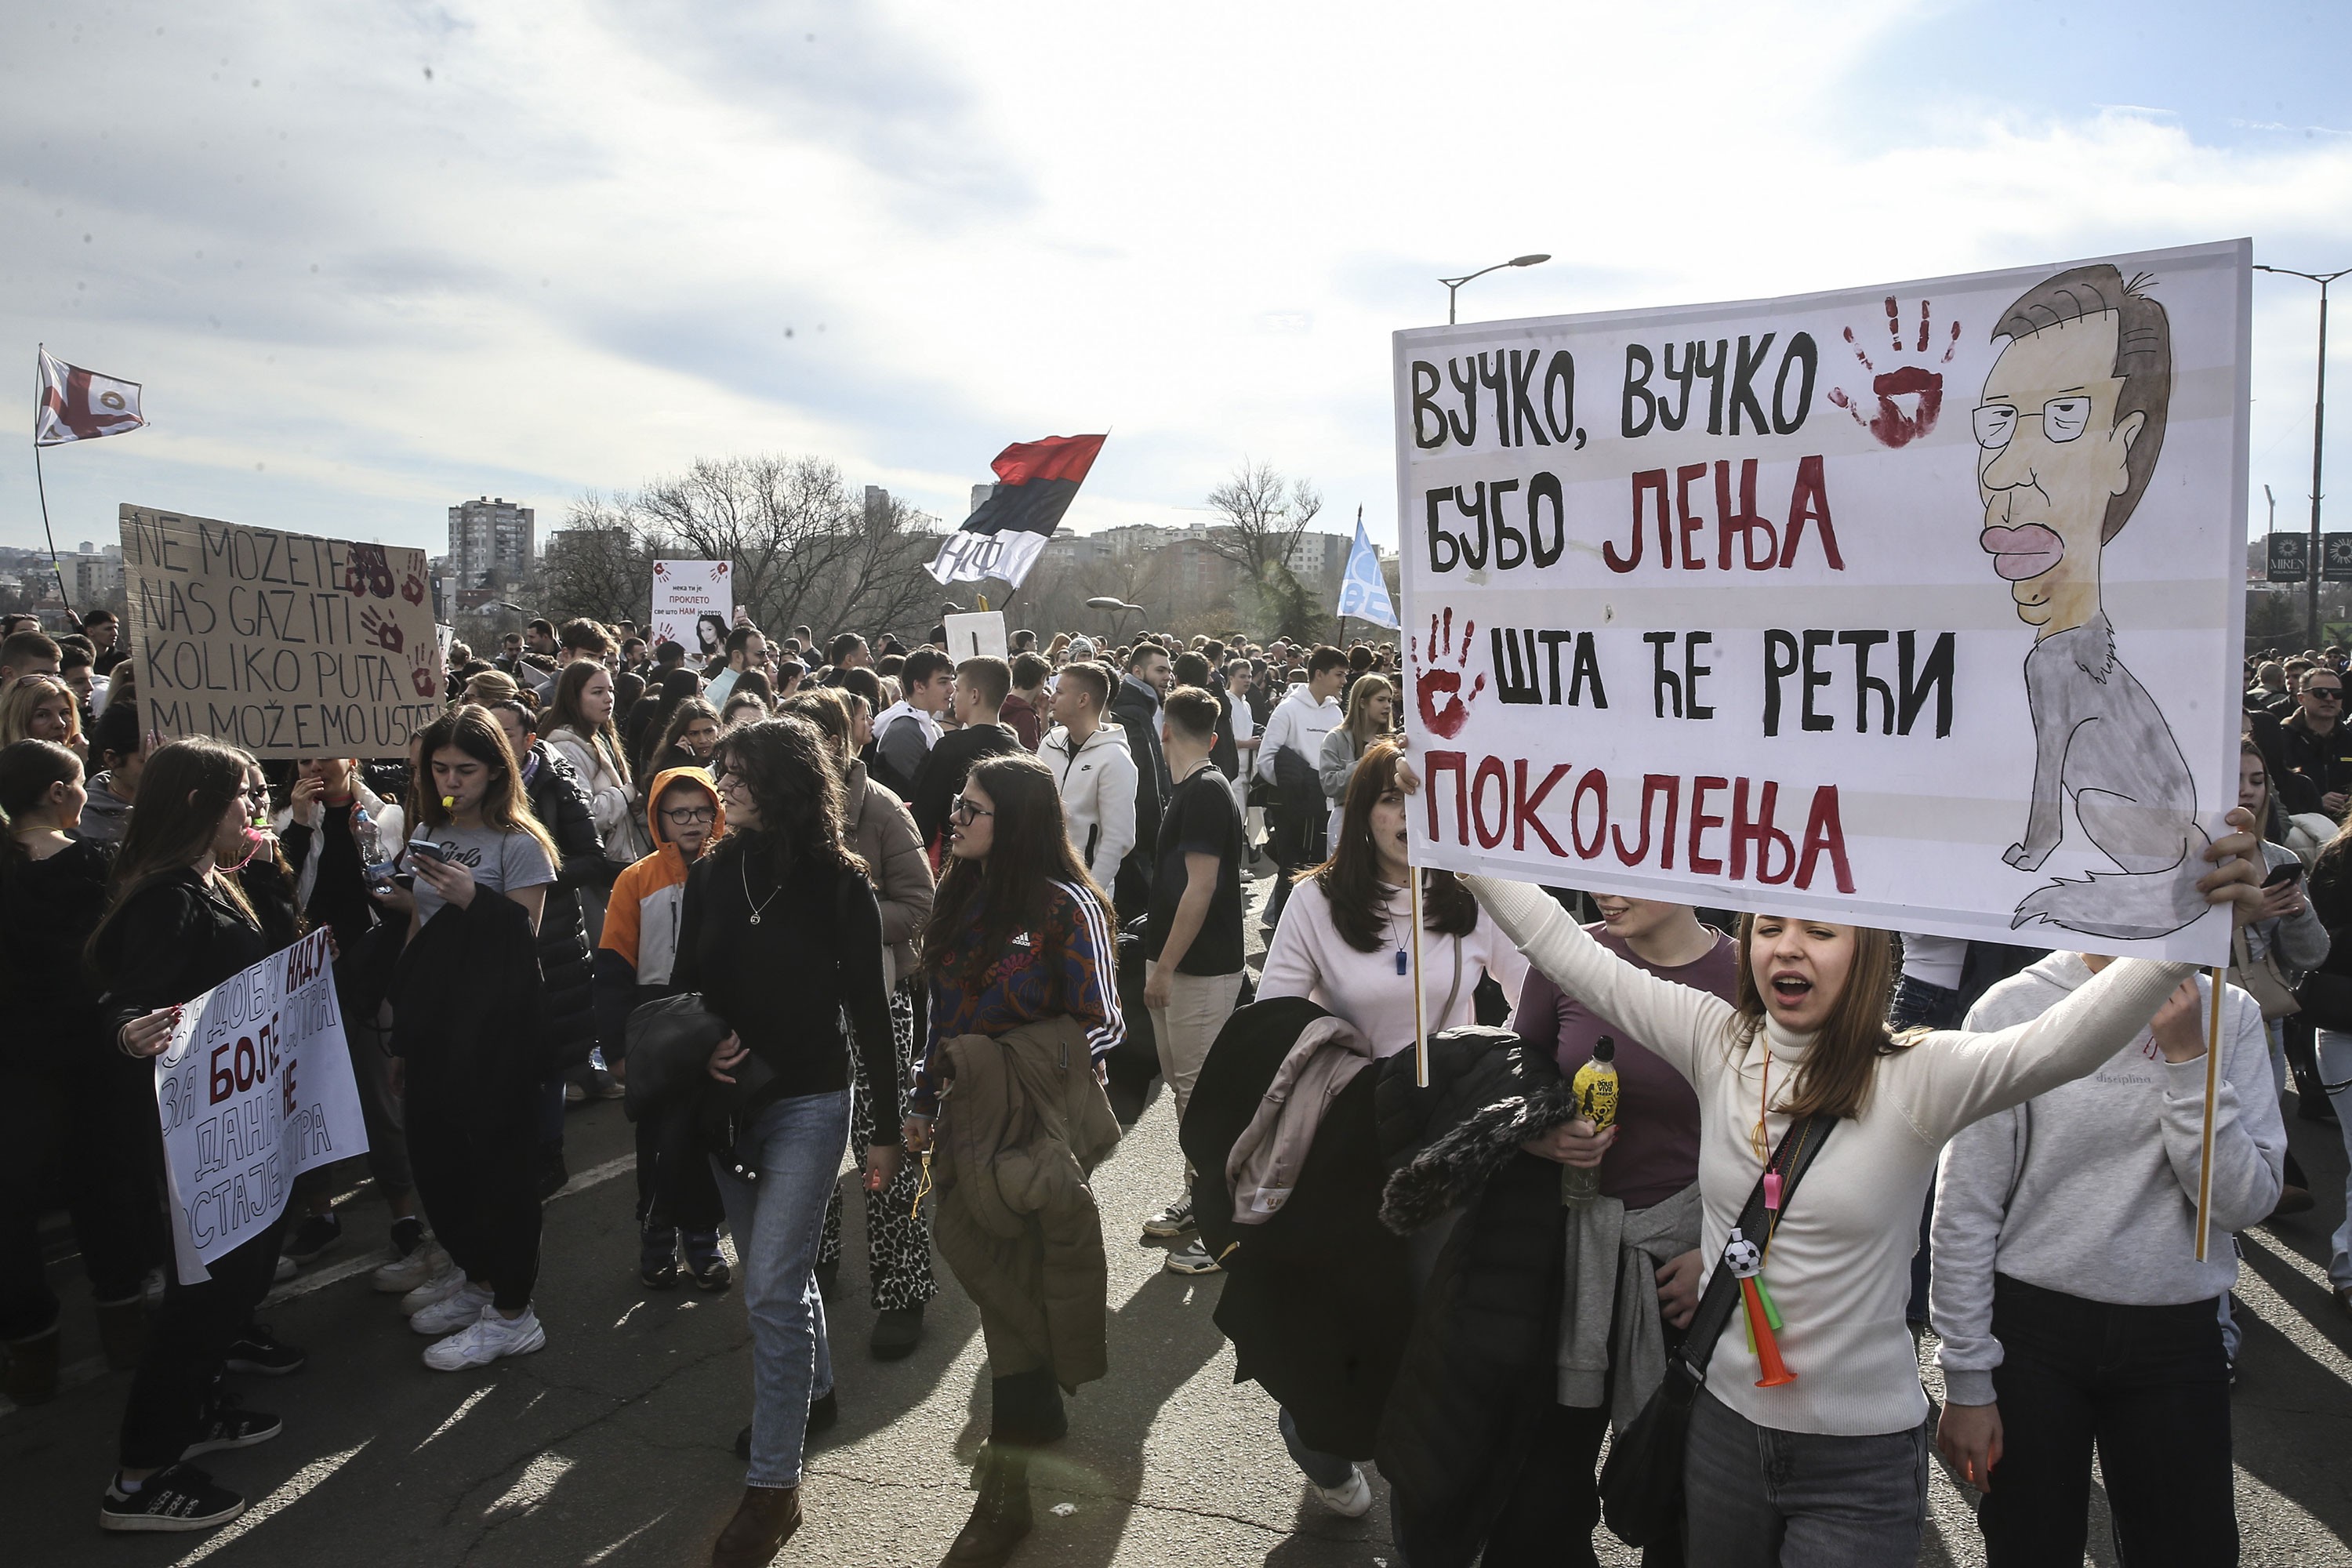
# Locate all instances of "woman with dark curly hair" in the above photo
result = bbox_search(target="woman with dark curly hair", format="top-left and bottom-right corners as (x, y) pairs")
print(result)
(673, 717), (898, 1567)
(906, 751), (1124, 1567)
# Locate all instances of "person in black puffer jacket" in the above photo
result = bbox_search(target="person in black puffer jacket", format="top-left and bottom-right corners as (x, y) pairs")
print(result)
(486, 702), (608, 1193)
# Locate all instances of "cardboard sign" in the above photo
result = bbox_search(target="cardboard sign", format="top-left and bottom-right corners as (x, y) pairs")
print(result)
(651, 560), (731, 659)
(942, 611), (1009, 662)
(153, 929), (367, 1279)
(1392, 240), (2249, 963)
(121, 506), (445, 760)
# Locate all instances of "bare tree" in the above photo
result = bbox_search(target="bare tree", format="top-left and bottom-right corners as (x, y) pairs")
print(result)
(619, 456), (944, 641)
(1203, 460), (1327, 643)
(542, 492), (656, 626)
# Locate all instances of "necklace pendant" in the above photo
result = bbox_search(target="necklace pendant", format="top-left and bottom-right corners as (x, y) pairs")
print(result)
(749, 912), (761, 926)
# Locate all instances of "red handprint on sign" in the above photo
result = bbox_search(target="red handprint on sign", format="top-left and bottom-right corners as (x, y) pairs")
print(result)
(411, 644), (438, 697)
(343, 543), (396, 600)
(401, 565), (426, 605)
(1411, 608), (1486, 739)
(1824, 296), (1961, 449)
(359, 606), (405, 654)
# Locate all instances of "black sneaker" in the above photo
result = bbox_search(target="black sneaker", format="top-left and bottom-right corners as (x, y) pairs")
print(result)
(285, 1211), (343, 1265)
(1142, 1189), (1196, 1238)
(99, 1463), (247, 1533)
(641, 1227), (679, 1290)
(223, 1325), (306, 1377)
(682, 1231), (730, 1293)
(181, 1396), (283, 1458)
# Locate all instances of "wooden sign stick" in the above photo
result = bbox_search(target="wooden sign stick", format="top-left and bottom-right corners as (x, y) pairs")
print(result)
(2194, 965), (2225, 1263)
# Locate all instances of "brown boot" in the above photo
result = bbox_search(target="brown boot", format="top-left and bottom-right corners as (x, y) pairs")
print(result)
(2, 1324), (61, 1406)
(712, 1484), (801, 1567)
(93, 1294), (149, 1371)
(942, 1445), (1031, 1566)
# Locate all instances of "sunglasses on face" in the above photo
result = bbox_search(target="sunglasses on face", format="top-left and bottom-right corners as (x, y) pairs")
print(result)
(2310, 688), (2343, 701)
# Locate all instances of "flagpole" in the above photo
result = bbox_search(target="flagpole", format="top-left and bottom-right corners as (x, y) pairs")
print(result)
(32, 345), (74, 621)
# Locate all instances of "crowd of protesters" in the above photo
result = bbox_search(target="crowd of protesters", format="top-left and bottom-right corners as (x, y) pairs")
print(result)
(0, 592), (2342, 1564)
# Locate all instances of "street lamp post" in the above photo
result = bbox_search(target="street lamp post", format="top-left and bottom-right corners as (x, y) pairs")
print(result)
(1438, 254), (1552, 325)
(2256, 263), (2348, 649)
(1084, 596), (1145, 640)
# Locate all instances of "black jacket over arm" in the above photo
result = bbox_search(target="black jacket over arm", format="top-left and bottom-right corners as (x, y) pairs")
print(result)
(1370, 1028), (1574, 1568)
(390, 891), (548, 1123)
(1181, 996), (1414, 1461)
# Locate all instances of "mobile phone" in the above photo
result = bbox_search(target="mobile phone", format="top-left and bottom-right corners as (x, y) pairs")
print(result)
(406, 839), (452, 864)
(2263, 861), (2304, 889)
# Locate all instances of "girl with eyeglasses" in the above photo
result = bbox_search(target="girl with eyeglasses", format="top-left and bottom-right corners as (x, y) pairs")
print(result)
(905, 751), (1124, 1566)
(88, 739), (289, 1534)
(673, 717), (898, 1567)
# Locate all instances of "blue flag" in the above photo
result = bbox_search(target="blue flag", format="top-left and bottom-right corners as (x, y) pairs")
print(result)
(1335, 514), (1399, 629)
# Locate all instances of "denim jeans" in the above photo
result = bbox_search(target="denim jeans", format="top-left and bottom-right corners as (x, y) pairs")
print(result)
(1976, 1273), (2235, 1566)
(1278, 1405), (1352, 1490)
(2317, 1030), (2352, 1290)
(1682, 1388), (1928, 1567)
(714, 1088), (852, 1490)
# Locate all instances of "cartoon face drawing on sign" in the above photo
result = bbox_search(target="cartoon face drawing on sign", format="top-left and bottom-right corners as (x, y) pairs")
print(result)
(1974, 264), (2203, 940)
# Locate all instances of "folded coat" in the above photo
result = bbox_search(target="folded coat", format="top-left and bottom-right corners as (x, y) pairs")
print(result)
(1182, 997), (1414, 1461)
(929, 1014), (1122, 1392)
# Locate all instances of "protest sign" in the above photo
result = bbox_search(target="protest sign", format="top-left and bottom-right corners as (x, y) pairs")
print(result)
(1392, 239), (2249, 963)
(942, 611), (1009, 662)
(121, 506), (444, 760)
(651, 560), (731, 659)
(152, 928), (367, 1279)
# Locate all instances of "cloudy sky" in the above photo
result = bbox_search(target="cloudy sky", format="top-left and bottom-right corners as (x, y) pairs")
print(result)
(5, 0), (2349, 564)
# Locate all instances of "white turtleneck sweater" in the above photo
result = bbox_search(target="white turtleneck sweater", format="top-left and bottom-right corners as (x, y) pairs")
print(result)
(1462, 876), (2197, 1437)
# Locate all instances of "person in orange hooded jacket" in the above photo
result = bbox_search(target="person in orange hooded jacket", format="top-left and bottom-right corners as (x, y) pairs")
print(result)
(597, 766), (730, 1290)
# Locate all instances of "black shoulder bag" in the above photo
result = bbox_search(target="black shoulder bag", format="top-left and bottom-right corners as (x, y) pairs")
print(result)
(1597, 1112), (1837, 1547)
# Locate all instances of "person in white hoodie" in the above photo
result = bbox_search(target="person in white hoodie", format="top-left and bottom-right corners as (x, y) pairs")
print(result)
(1039, 661), (1137, 894)
(1930, 953), (2282, 1566)
(1254, 648), (1346, 932)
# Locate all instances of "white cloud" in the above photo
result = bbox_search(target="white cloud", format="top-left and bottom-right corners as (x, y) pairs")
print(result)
(2, 1), (2346, 561)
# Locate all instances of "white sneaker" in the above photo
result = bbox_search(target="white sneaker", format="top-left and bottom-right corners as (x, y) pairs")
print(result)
(397, 1258), (468, 1316)
(1312, 1465), (1373, 1519)
(373, 1239), (449, 1295)
(409, 1280), (494, 1336)
(423, 1305), (546, 1371)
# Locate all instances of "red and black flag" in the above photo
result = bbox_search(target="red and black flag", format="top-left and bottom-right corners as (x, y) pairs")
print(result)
(926, 433), (1106, 588)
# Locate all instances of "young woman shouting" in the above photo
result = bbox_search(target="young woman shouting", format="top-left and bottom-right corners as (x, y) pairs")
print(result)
(1403, 765), (2264, 1564)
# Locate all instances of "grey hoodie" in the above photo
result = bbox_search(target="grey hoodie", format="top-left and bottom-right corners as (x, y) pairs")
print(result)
(77, 771), (133, 844)
(1931, 953), (2285, 1406)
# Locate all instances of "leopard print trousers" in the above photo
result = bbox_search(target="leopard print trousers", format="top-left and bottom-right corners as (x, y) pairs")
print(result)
(818, 980), (938, 1312)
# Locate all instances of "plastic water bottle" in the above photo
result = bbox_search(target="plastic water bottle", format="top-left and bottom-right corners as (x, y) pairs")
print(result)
(1562, 1036), (1621, 1206)
(354, 806), (395, 891)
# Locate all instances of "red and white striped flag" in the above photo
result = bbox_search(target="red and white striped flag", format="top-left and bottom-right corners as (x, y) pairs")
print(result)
(36, 347), (146, 446)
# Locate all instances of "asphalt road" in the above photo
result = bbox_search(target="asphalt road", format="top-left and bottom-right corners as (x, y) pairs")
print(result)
(8, 881), (2352, 1565)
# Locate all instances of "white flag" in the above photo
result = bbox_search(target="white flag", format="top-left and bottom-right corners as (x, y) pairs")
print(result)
(1335, 515), (1399, 629)
(36, 347), (147, 446)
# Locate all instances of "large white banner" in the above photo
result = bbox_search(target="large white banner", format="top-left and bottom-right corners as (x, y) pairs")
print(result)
(1393, 240), (2250, 963)
(153, 929), (368, 1279)
(651, 560), (733, 659)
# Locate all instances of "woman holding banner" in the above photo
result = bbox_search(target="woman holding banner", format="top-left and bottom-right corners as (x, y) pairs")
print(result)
(89, 737), (288, 1535)
(1405, 782), (2267, 1564)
